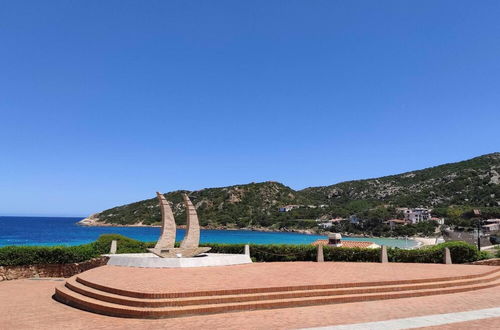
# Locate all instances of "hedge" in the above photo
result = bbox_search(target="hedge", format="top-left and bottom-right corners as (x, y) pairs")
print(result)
(206, 243), (381, 262)
(388, 241), (481, 264)
(0, 244), (99, 266)
(205, 241), (481, 264)
(0, 234), (484, 266)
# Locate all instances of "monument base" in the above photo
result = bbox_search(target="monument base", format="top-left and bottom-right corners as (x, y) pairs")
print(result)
(147, 247), (211, 258)
(105, 253), (252, 268)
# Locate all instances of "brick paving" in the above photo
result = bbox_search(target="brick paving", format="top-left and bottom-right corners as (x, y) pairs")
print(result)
(1, 262), (499, 329)
(76, 262), (496, 294)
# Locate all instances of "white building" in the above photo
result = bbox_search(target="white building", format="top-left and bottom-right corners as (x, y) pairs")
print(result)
(483, 219), (500, 232)
(430, 217), (445, 225)
(482, 223), (500, 232)
(399, 208), (432, 224)
(317, 218), (344, 229)
(278, 205), (300, 212)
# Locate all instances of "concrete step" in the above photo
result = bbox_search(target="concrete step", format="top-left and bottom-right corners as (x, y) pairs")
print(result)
(64, 272), (500, 308)
(74, 266), (500, 299)
(54, 278), (500, 319)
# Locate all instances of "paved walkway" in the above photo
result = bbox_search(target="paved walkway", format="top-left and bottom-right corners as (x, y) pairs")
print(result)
(1, 276), (499, 329)
(305, 307), (500, 329)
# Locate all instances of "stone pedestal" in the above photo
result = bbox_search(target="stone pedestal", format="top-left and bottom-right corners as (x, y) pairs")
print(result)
(380, 245), (388, 263)
(109, 240), (117, 254)
(316, 245), (324, 262)
(444, 247), (452, 264)
(147, 247), (211, 258)
(244, 244), (250, 256)
(106, 253), (252, 268)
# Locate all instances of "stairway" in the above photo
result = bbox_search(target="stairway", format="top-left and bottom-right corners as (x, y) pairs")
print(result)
(54, 267), (500, 319)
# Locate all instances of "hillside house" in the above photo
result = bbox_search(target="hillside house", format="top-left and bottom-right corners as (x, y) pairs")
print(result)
(482, 223), (500, 232)
(384, 219), (407, 229)
(399, 208), (432, 224)
(349, 215), (363, 225)
(430, 217), (445, 225)
(483, 219), (500, 232)
(278, 205), (300, 212)
(317, 218), (344, 229)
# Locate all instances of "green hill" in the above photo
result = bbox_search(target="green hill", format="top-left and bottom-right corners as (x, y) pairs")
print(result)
(302, 152), (500, 207)
(82, 153), (500, 228)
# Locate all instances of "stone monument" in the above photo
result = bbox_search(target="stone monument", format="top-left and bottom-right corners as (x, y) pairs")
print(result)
(147, 192), (210, 258)
(380, 245), (388, 263)
(316, 245), (324, 262)
(109, 240), (117, 254)
(444, 247), (452, 264)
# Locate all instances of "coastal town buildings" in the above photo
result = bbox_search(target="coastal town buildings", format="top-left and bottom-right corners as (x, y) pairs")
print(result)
(317, 218), (344, 229)
(482, 219), (500, 232)
(398, 207), (432, 224)
(278, 204), (328, 212)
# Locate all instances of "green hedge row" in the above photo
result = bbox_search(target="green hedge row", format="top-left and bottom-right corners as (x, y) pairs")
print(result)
(206, 241), (482, 264)
(0, 244), (99, 266)
(0, 234), (485, 266)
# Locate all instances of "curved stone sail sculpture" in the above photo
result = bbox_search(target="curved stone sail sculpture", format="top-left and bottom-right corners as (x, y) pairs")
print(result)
(154, 192), (176, 250)
(148, 192), (210, 258)
(180, 193), (200, 249)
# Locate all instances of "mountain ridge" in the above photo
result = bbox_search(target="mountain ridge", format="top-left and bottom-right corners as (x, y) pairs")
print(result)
(81, 152), (500, 228)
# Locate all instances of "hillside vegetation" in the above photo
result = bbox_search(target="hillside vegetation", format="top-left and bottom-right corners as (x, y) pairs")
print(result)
(84, 153), (500, 228)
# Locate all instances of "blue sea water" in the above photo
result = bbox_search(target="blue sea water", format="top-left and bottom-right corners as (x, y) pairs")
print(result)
(0, 216), (418, 248)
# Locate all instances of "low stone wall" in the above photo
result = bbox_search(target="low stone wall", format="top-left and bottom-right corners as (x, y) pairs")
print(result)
(470, 258), (500, 266)
(0, 257), (109, 281)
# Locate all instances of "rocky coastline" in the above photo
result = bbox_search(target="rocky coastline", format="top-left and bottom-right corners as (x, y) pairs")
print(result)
(78, 217), (319, 235)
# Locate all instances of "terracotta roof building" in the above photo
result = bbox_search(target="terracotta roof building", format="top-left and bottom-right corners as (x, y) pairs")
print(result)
(312, 239), (379, 249)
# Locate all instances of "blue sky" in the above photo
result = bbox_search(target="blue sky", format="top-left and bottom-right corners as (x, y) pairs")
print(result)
(1, 1), (499, 216)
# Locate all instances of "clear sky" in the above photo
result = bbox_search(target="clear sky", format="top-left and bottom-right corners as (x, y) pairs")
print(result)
(1, 1), (499, 216)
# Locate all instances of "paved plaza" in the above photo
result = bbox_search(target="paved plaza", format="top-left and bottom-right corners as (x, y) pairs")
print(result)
(71, 262), (499, 294)
(1, 262), (500, 329)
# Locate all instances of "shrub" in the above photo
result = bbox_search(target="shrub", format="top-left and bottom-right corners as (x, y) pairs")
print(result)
(323, 246), (380, 262)
(388, 241), (480, 264)
(0, 244), (98, 266)
(91, 234), (152, 254)
(206, 244), (377, 263)
(202, 243), (316, 262)
(434, 241), (480, 264)
(389, 247), (441, 263)
(205, 241), (479, 264)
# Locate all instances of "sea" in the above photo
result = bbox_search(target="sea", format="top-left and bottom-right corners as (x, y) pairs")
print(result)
(0, 216), (418, 248)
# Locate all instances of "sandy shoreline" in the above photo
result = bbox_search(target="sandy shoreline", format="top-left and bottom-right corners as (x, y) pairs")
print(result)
(412, 236), (438, 247)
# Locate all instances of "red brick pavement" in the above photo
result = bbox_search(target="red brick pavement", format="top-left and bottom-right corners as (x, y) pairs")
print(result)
(76, 262), (496, 294)
(1, 278), (499, 329)
(1, 262), (499, 329)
